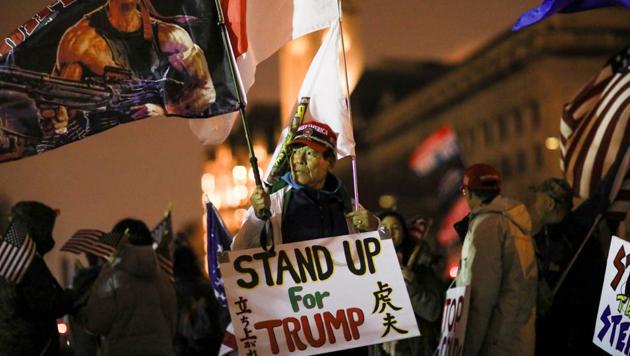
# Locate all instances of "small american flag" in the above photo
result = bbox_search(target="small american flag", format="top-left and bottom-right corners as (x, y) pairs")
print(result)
(60, 229), (107, 257)
(152, 211), (173, 281)
(0, 220), (36, 283)
(218, 321), (236, 356)
(561, 46), (630, 223)
(206, 201), (232, 308)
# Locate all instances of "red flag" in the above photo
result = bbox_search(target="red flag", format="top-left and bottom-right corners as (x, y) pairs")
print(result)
(221, 0), (247, 58)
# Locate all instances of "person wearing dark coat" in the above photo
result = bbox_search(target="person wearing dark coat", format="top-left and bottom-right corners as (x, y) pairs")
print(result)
(69, 253), (106, 356)
(529, 178), (608, 355)
(0, 201), (77, 356)
(76, 218), (177, 356)
(172, 238), (226, 356)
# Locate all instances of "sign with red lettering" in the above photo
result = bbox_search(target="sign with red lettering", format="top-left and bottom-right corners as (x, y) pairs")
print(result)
(437, 286), (470, 356)
(593, 236), (630, 355)
(220, 232), (420, 355)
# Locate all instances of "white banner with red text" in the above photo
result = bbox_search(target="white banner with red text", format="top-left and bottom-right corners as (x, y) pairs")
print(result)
(220, 231), (420, 355)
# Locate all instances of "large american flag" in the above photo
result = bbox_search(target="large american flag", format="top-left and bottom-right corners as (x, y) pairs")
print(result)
(560, 46), (630, 222)
(0, 220), (36, 283)
(60, 229), (108, 257)
(152, 211), (174, 281)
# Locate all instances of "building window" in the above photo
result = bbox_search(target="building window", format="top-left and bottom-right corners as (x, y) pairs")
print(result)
(483, 121), (494, 144)
(468, 128), (475, 147)
(529, 101), (541, 129)
(513, 110), (524, 132)
(497, 115), (508, 141)
(534, 144), (544, 168)
(501, 156), (512, 178)
(517, 149), (527, 173)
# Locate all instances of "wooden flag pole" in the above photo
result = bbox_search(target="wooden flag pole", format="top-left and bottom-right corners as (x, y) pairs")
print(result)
(551, 213), (603, 297)
(337, 0), (360, 211)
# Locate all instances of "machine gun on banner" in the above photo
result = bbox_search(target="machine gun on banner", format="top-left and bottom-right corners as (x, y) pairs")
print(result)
(0, 65), (183, 118)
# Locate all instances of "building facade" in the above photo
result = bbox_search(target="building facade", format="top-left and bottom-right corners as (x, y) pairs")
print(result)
(349, 9), (630, 216)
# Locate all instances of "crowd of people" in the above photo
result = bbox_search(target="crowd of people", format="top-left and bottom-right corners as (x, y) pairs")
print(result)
(0, 205), (226, 356)
(0, 121), (615, 355)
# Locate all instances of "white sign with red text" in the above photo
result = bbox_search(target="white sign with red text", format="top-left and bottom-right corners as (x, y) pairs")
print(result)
(220, 232), (420, 355)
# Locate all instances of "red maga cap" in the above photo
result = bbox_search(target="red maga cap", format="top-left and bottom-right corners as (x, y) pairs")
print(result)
(462, 163), (501, 191)
(290, 121), (338, 154)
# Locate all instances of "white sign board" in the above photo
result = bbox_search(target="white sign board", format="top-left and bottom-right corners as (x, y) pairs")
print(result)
(220, 232), (420, 355)
(437, 286), (470, 356)
(593, 235), (630, 354)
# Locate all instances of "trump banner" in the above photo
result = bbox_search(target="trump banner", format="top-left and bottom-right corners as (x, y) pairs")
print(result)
(220, 232), (420, 355)
(593, 235), (630, 354)
(0, 0), (241, 162)
(437, 286), (470, 356)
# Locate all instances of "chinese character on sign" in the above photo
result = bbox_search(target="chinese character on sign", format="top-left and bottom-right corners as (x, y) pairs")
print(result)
(381, 312), (408, 337)
(372, 281), (402, 314)
(235, 296), (252, 315)
(234, 296), (257, 353)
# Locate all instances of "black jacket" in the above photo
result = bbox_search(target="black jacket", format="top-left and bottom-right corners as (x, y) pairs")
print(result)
(0, 256), (75, 356)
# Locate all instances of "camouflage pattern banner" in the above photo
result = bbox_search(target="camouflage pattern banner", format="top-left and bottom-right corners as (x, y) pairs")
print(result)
(0, 0), (242, 162)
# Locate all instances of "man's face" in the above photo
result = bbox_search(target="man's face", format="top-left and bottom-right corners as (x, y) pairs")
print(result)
(535, 192), (568, 225)
(289, 145), (332, 190)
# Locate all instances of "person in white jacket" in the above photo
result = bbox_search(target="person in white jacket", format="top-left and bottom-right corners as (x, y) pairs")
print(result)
(455, 163), (537, 356)
(232, 121), (378, 251)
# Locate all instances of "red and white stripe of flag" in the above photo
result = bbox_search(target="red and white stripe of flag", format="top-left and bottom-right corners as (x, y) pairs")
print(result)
(0, 222), (36, 283)
(60, 229), (113, 258)
(560, 50), (629, 222)
(218, 322), (236, 356)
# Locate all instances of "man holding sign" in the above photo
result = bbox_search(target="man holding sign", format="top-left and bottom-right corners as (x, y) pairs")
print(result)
(233, 121), (378, 250)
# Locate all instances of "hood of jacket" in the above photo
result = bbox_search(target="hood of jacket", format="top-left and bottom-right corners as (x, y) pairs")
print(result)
(470, 195), (532, 235)
(111, 244), (159, 278)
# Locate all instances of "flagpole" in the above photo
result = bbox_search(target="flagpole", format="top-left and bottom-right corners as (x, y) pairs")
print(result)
(214, 0), (270, 221)
(337, 0), (360, 211)
(551, 213), (603, 297)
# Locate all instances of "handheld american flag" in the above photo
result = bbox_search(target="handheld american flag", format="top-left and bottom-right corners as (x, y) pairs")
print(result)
(560, 46), (630, 223)
(152, 210), (174, 281)
(205, 201), (232, 308)
(60, 229), (106, 256)
(0, 220), (36, 283)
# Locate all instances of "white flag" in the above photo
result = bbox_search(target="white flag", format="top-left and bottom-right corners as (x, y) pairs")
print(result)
(299, 21), (355, 158)
(190, 0), (339, 144)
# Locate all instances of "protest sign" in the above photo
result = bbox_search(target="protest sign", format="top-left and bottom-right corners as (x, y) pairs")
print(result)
(437, 286), (470, 356)
(220, 231), (420, 355)
(593, 236), (630, 355)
